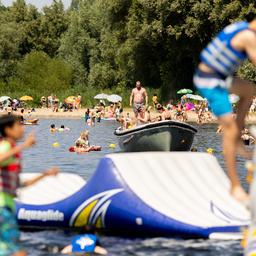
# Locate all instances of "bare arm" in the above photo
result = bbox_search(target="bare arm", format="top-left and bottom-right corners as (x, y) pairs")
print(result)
(21, 167), (59, 187)
(137, 113), (149, 123)
(144, 90), (148, 106)
(130, 90), (134, 106)
(243, 31), (256, 65)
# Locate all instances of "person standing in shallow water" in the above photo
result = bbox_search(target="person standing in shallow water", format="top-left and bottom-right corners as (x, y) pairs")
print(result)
(194, 18), (256, 203)
(130, 81), (148, 118)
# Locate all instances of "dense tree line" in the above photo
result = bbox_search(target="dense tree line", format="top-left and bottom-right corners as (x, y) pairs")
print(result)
(0, 0), (256, 103)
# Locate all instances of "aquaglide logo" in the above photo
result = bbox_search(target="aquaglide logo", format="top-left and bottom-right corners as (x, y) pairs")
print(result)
(17, 208), (64, 222)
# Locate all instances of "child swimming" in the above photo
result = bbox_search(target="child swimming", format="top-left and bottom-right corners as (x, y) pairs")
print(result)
(50, 124), (57, 132)
(61, 234), (107, 255)
(58, 125), (70, 132)
(0, 115), (60, 256)
(50, 124), (70, 132)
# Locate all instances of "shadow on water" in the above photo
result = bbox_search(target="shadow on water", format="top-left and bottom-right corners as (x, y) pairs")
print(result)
(21, 120), (247, 255)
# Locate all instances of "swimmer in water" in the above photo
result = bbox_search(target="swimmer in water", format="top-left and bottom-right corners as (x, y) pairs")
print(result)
(241, 128), (255, 146)
(50, 124), (57, 132)
(61, 234), (107, 255)
(59, 125), (70, 132)
(194, 18), (256, 203)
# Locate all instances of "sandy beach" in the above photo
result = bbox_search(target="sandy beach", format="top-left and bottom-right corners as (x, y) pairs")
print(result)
(18, 107), (256, 124)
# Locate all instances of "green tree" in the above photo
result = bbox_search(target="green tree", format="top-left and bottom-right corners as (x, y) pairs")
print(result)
(12, 51), (73, 96)
(38, 0), (68, 57)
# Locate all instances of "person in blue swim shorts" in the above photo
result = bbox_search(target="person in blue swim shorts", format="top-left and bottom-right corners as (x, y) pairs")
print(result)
(194, 18), (256, 203)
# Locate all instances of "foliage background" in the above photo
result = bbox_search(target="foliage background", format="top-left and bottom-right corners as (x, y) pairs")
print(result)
(0, 0), (255, 106)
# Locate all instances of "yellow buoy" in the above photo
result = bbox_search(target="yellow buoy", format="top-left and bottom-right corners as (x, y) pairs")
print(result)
(206, 148), (214, 154)
(109, 143), (116, 149)
(53, 142), (60, 148)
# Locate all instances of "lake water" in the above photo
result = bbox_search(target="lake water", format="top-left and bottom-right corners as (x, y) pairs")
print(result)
(20, 119), (249, 255)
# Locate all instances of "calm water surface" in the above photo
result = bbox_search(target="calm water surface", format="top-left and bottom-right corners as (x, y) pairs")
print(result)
(20, 119), (249, 255)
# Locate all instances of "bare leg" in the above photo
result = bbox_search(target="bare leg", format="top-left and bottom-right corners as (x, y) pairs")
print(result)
(230, 78), (254, 131)
(219, 114), (249, 201)
(219, 78), (254, 202)
(230, 78), (254, 158)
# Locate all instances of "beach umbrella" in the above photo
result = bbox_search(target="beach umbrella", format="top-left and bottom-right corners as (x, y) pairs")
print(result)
(229, 94), (240, 104)
(177, 89), (193, 94)
(0, 96), (11, 103)
(94, 93), (109, 100)
(185, 94), (206, 101)
(20, 95), (33, 101)
(107, 94), (122, 103)
(65, 96), (77, 104)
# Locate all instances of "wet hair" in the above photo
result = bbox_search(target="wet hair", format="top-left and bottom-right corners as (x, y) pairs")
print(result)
(0, 115), (19, 137)
(51, 124), (55, 129)
(60, 125), (65, 129)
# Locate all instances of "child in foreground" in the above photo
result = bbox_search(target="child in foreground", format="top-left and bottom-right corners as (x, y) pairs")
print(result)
(0, 115), (60, 256)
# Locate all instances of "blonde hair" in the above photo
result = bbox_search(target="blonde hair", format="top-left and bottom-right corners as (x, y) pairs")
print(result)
(80, 130), (89, 139)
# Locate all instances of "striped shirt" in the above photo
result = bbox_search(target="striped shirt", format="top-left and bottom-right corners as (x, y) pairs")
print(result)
(200, 21), (249, 77)
(0, 141), (21, 197)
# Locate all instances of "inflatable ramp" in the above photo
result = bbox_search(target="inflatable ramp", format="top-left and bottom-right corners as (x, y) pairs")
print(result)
(16, 153), (250, 239)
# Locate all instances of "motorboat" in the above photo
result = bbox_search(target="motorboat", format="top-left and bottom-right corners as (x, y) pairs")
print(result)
(114, 120), (197, 152)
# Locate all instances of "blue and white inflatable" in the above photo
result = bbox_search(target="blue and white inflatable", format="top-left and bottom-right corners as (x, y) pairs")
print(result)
(16, 152), (249, 239)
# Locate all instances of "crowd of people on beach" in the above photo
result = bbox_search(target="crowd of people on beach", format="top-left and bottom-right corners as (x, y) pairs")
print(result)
(40, 94), (82, 112)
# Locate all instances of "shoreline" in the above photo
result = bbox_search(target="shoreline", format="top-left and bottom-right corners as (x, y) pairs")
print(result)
(11, 108), (256, 124)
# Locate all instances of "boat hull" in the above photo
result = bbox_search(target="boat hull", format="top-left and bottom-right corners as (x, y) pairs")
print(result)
(115, 121), (197, 152)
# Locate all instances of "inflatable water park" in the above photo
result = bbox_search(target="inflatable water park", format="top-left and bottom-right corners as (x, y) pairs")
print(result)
(16, 152), (249, 239)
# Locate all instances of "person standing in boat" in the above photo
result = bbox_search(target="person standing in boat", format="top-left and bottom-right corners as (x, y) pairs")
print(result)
(130, 81), (148, 118)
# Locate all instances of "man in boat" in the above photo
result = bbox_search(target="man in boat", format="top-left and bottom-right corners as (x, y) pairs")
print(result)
(194, 18), (256, 202)
(156, 104), (172, 121)
(130, 81), (148, 118)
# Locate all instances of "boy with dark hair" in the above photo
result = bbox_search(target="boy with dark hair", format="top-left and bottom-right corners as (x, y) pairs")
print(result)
(0, 115), (59, 256)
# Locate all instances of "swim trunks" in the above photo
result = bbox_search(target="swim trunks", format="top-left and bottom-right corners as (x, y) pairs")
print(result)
(133, 103), (144, 114)
(194, 69), (233, 117)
